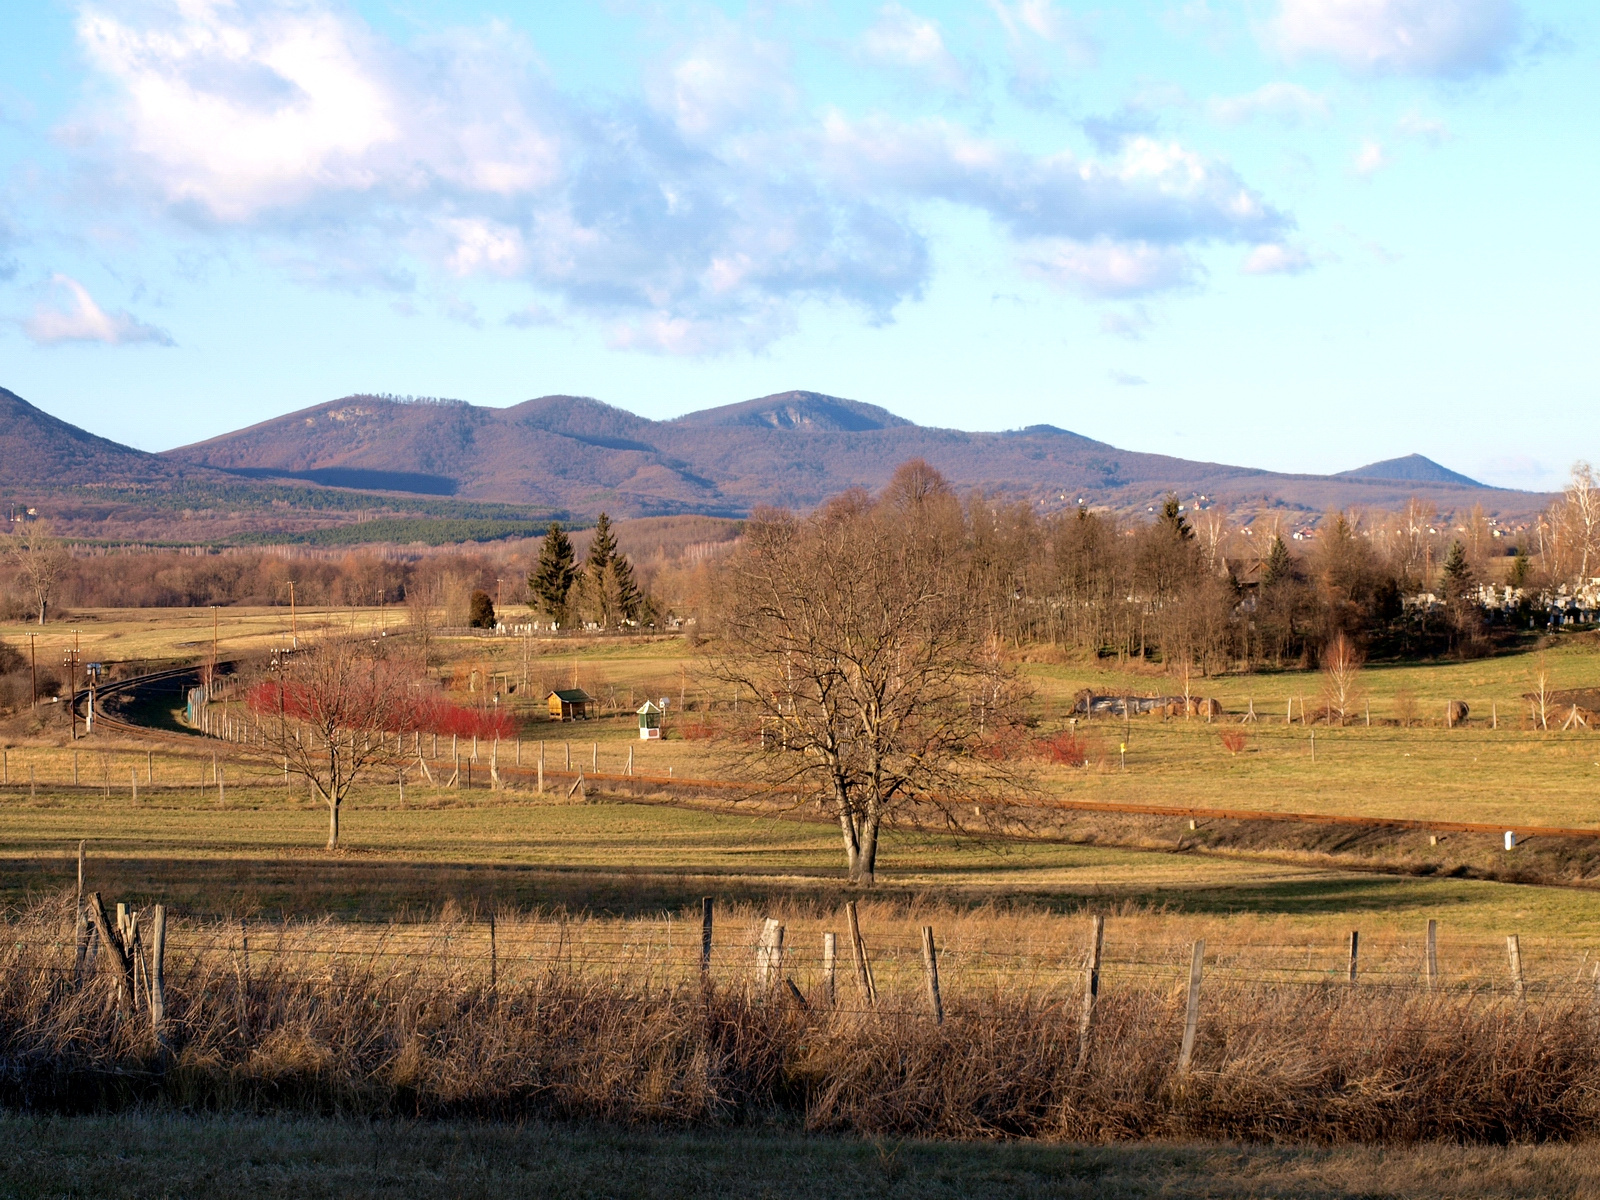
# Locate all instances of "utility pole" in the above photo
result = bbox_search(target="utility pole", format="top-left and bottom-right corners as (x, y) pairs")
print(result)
(289, 580), (298, 648)
(28, 633), (36, 707)
(210, 605), (219, 699)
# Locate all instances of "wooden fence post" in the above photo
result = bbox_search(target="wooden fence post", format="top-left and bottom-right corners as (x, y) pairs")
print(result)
(1507, 934), (1525, 998)
(920, 925), (944, 1024)
(1426, 919), (1438, 991)
(86, 892), (132, 1011)
(1076, 913), (1105, 1069)
(700, 896), (714, 980)
(845, 900), (877, 1006)
(147, 750), (153, 784)
(1178, 939), (1205, 1074)
(822, 932), (837, 1006)
(149, 905), (167, 1047)
(757, 918), (785, 990)
(73, 840), (88, 983)
(130, 766), (137, 803)
(489, 912), (497, 992)
(1348, 930), (1360, 984)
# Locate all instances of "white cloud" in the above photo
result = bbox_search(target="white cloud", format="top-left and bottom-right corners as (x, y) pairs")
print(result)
(1270, 0), (1522, 78)
(1353, 138), (1389, 175)
(1242, 242), (1313, 273)
(860, 5), (969, 90)
(1109, 369), (1148, 386)
(69, 0), (1291, 351)
(22, 274), (173, 346)
(1025, 240), (1197, 298)
(1208, 82), (1328, 125)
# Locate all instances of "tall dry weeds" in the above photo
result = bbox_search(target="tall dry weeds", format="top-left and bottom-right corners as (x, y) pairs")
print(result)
(2, 891), (1598, 1143)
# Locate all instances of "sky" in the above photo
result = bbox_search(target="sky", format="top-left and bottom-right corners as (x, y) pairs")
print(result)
(0, 0), (1594, 490)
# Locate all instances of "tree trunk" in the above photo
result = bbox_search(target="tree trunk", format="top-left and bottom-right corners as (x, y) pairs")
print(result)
(327, 800), (339, 850)
(838, 809), (861, 881)
(856, 815), (880, 887)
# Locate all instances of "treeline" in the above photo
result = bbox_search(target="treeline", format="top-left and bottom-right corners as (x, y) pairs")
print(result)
(700, 461), (1541, 674)
(0, 515), (741, 625)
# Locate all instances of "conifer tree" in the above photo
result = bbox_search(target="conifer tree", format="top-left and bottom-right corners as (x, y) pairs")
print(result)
(530, 522), (577, 626)
(1261, 535), (1294, 587)
(1441, 539), (1475, 601)
(1159, 494), (1194, 541)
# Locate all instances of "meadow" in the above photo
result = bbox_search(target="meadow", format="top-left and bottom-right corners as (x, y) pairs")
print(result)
(12, 606), (1600, 1189)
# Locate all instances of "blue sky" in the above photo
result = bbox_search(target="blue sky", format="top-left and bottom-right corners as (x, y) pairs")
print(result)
(0, 0), (1593, 490)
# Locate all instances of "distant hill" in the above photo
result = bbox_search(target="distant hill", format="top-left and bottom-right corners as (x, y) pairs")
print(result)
(1336, 454), (1485, 488)
(0, 387), (194, 487)
(162, 389), (1549, 520)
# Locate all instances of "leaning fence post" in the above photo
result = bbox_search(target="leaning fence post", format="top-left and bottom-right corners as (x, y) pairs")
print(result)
(1507, 934), (1525, 999)
(86, 892), (133, 1011)
(845, 900), (877, 1006)
(700, 896), (714, 980)
(1426, 919), (1438, 991)
(920, 925), (944, 1024)
(1077, 913), (1105, 1069)
(1348, 930), (1360, 984)
(1178, 939), (1205, 1074)
(822, 932), (837, 1006)
(489, 912), (498, 992)
(149, 905), (167, 1048)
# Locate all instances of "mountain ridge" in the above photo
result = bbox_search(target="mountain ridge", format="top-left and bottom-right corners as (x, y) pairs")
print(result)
(159, 388), (1543, 519)
(0, 386), (1550, 526)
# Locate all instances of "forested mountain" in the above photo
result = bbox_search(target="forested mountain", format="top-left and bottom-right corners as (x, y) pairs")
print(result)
(161, 389), (1546, 519)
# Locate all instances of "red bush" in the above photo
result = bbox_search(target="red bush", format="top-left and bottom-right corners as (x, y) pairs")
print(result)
(1219, 730), (1248, 755)
(1037, 730), (1089, 766)
(248, 682), (516, 740)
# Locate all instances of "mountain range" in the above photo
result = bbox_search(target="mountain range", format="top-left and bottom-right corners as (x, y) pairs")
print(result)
(0, 387), (1549, 534)
(161, 389), (1538, 518)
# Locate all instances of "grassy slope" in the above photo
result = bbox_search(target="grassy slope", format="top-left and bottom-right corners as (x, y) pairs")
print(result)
(6, 1113), (1600, 1200)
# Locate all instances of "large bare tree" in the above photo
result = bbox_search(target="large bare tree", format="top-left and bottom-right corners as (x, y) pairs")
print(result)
(249, 637), (420, 848)
(709, 462), (1030, 886)
(5, 522), (69, 625)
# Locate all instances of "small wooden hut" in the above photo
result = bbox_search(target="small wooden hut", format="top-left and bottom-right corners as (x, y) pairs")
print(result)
(548, 688), (593, 721)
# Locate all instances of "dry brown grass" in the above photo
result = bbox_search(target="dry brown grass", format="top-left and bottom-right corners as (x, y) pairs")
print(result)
(6, 892), (1600, 1145)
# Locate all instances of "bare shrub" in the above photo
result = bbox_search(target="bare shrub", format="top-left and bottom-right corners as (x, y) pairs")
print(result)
(1219, 730), (1248, 755)
(1393, 688), (1418, 728)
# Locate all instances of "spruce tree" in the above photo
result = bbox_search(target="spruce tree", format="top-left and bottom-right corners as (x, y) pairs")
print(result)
(1441, 539), (1475, 601)
(1509, 545), (1531, 589)
(611, 555), (643, 622)
(1261, 535), (1294, 586)
(1159, 494), (1194, 541)
(530, 522), (577, 626)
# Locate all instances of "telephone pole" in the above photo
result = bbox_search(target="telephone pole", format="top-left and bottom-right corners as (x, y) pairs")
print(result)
(28, 633), (36, 707)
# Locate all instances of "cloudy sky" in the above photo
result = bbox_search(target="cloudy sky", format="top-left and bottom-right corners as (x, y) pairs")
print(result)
(0, 0), (1593, 488)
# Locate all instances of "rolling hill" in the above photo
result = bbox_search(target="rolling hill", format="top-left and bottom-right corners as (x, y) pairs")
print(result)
(163, 389), (1547, 520)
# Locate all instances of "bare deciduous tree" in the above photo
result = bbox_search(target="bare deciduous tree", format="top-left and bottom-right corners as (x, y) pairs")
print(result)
(4, 522), (69, 625)
(249, 638), (420, 848)
(710, 464), (1031, 886)
(1529, 652), (1555, 731)
(1321, 633), (1363, 726)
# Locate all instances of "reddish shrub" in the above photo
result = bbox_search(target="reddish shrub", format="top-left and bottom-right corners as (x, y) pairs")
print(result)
(1219, 730), (1248, 755)
(1037, 730), (1089, 766)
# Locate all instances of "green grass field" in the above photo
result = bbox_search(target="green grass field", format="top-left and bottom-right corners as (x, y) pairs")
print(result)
(8, 1113), (1600, 1199)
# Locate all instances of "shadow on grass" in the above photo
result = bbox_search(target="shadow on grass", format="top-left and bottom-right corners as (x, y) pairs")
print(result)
(0, 853), (1468, 922)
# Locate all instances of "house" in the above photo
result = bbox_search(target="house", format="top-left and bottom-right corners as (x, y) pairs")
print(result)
(548, 688), (593, 721)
